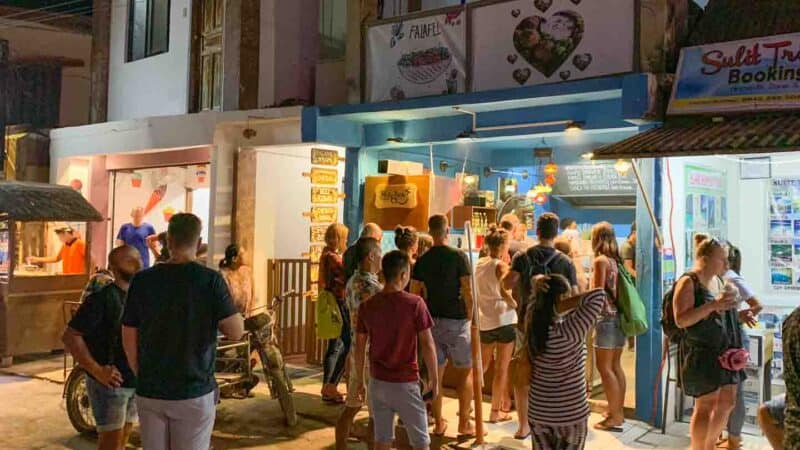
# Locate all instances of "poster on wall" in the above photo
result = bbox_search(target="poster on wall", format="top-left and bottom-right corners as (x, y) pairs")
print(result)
(470, 0), (634, 92)
(684, 165), (728, 268)
(768, 179), (800, 291)
(367, 9), (467, 102)
(669, 32), (800, 115)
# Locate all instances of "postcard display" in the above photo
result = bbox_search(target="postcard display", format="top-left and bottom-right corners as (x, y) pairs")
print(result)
(683, 165), (728, 268)
(768, 179), (800, 291)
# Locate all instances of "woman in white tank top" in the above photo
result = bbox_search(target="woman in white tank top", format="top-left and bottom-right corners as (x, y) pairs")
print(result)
(476, 225), (518, 423)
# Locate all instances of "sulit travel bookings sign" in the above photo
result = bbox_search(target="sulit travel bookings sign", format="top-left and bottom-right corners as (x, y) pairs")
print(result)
(669, 32), (800, 114)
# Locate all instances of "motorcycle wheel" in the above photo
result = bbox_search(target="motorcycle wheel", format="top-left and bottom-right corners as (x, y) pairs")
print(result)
(65, 367), (97, 435)
(257, 348), (298, 427)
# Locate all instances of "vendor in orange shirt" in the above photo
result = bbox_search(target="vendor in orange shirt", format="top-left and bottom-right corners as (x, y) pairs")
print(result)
(27, 225), (86, 274)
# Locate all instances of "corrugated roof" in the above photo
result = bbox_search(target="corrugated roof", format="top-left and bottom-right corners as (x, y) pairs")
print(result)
(592, 114), (800, 160)
(688, 0), (800, 45)
(0, 181), (103, 221)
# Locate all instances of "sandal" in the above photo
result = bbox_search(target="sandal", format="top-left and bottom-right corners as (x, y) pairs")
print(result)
(593, 418), (624, 433)
(432, 420), (448, 437)
(514, 431), (531, 440)
(488, 409), (513, 423)
(322, 394), (345, 404)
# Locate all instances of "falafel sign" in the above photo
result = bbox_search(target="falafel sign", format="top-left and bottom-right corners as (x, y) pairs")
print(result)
(669, 33), (800, 114)
(471, 0), (634, 91)
(366, 9), (466, 102)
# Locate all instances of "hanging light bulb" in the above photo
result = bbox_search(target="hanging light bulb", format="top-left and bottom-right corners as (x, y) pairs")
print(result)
(544, 161), (558, 175)
(614, 159), (633, 176)
(544, 173), (557, 186)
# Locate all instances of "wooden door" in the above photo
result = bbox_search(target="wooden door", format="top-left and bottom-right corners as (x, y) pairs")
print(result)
(192, 0), (223, 111)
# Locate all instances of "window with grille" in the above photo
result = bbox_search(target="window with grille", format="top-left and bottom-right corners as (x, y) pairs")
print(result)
(127, 0), (170, 62)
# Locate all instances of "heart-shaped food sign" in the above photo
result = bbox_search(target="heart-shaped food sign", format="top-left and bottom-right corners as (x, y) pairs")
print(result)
(559, 70), (571, 80)
(534, 0), (552, 13)
(513, 68), (532, 85)
(511, 8), (521, 17)
(570, 0), (581, 4)
(513, 11), (584, 78)
(573, 53), (592, 71)
(507, 54), (518, 64)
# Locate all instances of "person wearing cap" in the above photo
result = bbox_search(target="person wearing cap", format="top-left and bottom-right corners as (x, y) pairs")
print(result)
(27, 226), (86, 275)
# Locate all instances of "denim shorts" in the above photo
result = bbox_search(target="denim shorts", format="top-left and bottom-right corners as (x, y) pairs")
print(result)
(432, 318), (472, 368)
(86, 376), (138, 432)
(368, 378), (430, 449)
(594, 313), (626, 349)
(764, 394), (786, 426)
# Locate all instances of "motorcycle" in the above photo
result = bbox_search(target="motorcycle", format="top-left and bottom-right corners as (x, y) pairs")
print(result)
(64, 290), (298, 434)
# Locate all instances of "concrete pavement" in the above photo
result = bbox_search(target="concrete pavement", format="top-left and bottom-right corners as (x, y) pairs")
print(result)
(0, 365), (774, 450)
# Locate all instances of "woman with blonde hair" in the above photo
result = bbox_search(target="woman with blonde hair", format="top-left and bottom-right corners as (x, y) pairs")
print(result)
(591, 222), (626, 432)
(476, 225), (517, 423)
(674, 235), (742, 450)
(319, 223), (350, 403)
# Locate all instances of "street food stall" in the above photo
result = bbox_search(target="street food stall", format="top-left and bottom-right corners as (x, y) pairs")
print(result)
(0, 182), (102, 366)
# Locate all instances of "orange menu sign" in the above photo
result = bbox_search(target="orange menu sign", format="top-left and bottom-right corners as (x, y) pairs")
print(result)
(303, 206), (338, 223)
(311, 148), (341, 166)
(311, 187), (343, 204)
(310, 225), (327, 243)
(303, 167), (338, 185)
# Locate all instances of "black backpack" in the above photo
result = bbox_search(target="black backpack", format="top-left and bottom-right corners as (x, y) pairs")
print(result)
(661, 272), (701, 344)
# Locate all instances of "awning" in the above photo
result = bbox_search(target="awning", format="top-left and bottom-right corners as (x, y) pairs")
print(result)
(592, 113), (800, 160)
(0, 181), (103, 222)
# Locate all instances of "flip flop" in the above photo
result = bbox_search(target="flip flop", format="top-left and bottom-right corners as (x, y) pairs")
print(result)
(322, 395), (345, 404)
(431, 421), (448, 437)
(593, 419), (624, 433)
(488, 409), (514, 423)
(514, 431), (531, 440)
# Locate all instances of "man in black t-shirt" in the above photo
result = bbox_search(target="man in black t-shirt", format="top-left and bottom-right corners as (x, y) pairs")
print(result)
(122, 213), (244, 450)
(411, 214), (477, 437)
(63, 245), (142, 450)
(502, 212), (578, 440)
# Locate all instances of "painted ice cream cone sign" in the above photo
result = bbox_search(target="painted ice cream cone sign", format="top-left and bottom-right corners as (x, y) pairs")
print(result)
(310, 148), (343, 166)
(163, 206), (176, 222)
(302, 167), (338, 185)
(131, 172), (143, 188)
(144, 184), (167, 215)
(302, 206), (338, 223)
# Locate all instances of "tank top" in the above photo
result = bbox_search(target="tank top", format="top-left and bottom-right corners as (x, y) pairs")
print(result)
(475, 257), (518, 331)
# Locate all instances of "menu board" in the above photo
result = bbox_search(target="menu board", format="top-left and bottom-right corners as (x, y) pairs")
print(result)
(768, 179), (800, 291)
(552, 164), (637, 196)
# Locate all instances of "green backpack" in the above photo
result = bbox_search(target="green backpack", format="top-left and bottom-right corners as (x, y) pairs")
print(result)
(315, 290), (343, 340)
(616, 263), (648, 337)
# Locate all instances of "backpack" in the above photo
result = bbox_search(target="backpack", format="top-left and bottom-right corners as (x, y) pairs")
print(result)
(661, 272), (701, 344)
(615, 263), (648, 337)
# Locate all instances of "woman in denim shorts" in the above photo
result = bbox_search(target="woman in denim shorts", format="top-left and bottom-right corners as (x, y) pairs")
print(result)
(590, 222), (627, 432)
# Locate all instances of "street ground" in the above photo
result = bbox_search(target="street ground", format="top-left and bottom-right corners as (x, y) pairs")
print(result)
(0, 355), (773, 450)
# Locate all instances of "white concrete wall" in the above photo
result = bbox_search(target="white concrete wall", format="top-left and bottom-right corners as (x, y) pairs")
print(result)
(249, 144), (345, 308)
(108, 0), (192, 121)
(0, 21), (91, 127)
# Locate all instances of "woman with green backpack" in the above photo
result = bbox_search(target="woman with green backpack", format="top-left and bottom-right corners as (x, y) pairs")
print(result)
(590, 222), (627, 432)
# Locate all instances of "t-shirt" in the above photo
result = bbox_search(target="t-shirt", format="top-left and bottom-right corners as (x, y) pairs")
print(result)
(343, 244), (358, 282)
(121, 262), (239, 400)
(117, 223), (156, 267)
(59, 239), (86, 274)
(620, 239), (635, 268)
(412, 245), (472, 320)
(356, 290), (433, 382)
(69, 284), (136, 388)
(510, 245), (577, 314)
(723, 270), (755, 305)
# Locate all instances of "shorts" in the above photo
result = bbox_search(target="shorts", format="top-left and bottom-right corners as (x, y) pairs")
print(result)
(480, 324), (516, 344)
(764, 394), (786, 426)
(346, 346), (370, 409)
(86, 376), (138, 432)
(432, 318), (472, 368)
(368, 378), (430, 449)
(530, 420), (588, 450)
(594, 313), (626, 350)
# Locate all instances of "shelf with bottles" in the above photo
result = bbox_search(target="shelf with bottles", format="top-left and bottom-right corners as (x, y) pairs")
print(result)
(449, 206), (497, 233)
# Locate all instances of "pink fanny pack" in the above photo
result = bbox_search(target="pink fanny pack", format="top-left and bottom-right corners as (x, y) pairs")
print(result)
(718, 348), (749, 371)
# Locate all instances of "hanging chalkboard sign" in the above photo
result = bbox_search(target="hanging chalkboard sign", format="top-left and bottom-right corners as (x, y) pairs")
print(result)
(552, 164), (637, 197)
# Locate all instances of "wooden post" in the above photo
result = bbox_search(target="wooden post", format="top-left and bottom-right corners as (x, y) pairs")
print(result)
(90, 0), (111, 123)
(0, 40), (8, 180)
(465, 222), (485, 445)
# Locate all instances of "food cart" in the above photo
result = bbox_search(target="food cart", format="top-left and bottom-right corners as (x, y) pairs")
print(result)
(0, 181), (102, 366)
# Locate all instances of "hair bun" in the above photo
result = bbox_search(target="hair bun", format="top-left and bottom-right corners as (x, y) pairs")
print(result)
(487, 224), (498, 233)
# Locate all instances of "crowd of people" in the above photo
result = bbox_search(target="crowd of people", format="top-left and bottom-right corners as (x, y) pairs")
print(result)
(57, 208), (800, 450)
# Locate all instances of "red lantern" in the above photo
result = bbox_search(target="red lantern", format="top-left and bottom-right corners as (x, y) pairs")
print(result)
(544, 161), (558, 175)
(544, 173), (556, 186)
